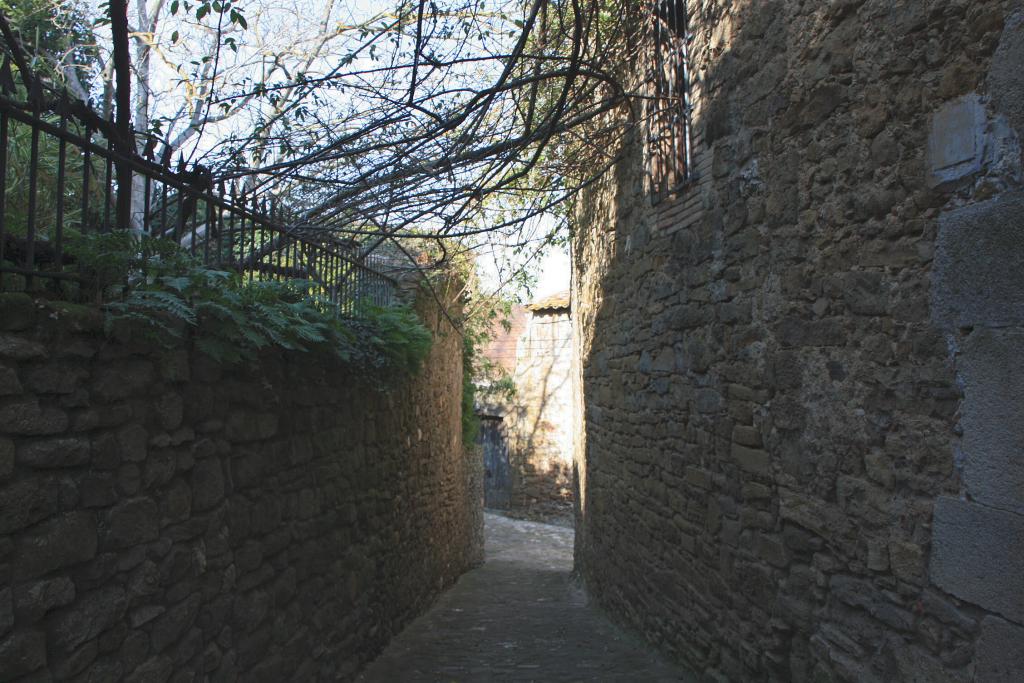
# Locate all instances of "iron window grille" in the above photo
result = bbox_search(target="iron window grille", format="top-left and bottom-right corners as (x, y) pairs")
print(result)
(648, 0), (694, 203)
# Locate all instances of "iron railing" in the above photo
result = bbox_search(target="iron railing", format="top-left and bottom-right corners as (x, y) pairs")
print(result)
(648, 0), (694, 203)
(0, 90), (394, 315)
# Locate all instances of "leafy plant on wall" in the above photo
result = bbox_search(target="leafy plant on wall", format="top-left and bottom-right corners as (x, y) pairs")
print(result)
(66, 231), (432, 379)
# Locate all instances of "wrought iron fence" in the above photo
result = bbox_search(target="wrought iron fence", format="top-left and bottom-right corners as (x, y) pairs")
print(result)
(0, 92), (394, 315)
(648, 0), (694, 203)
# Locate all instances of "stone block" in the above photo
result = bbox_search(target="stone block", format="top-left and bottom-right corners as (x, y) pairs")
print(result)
(23, 363), (89, 395)
(932, 191), (1024, 329)
(842, 271), (888, 316)
(926, 95), (986, 189)
(103, 498), (159, 549)
(14, 511), (98, 579)
(125, 654), (174, 683)
(0, 364), (21, 395)
(225, 411), (279, 442)
(162, 478), (192, 523)
(51, 638), (98, 679)
(150, 594), (201, 653)
(684, 466), (712, 490)
(0, 397), (69, 435)
(732, 425), (762, 448)
(236, 541), (263, 574)
(0, 438), (12, 479)
(799, 84), (843, 127)
(130, 605), (165, 629)
(158, 350), (191, 383)
(866, 540), (889, 571)
(48, 585), (126, 655)
(92, 360), (156, 402)
(779, 489), (852, 540)
(46, 301), (103, 334)
(0, 478), (59, 534)
(117, 424), (149, 462)
(0, 630), (46, 678)
(774, 317), (845, 348)
(144, 449), (177, 489)
(17, 436), (91, 468)
(958, 328), (1024, 513)
(989, 11), (1024, 137)
(0, 334), (47, 361)
(79, 473), (118, 508)
(14, 576), (76, 622)
(172, 628), (202, 668)
(120, 629), (151, 673)
(191, 458), (225, 511)
(0, 588), (10, 636)
(154, 392), (184, 431)
(731, 443), (771, 475)
(756, 534), (788, 568)
(890, 639), (969, 683)
(0, 293), (36, 331)
(976, 615), (1024, 683)
(888, 539), (925, 584)
(118, 463), (141, 495)
(233, 590), (270, 632)
(930, 496), (1024, 623)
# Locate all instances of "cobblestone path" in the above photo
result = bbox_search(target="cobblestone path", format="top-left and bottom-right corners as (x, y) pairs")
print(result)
(357, 513), (694, 682)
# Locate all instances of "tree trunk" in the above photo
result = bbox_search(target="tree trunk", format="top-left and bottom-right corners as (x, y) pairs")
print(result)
(109, 0), (133, 231)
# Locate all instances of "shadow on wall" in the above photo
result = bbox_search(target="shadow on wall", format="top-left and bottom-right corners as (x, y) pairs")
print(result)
(574, 0), (1019, 681)
(509, 310), (574, 510)
(502, 359), (573, 511)
(480, 356), (572, 511)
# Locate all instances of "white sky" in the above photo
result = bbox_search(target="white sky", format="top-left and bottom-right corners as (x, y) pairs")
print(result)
(475, 238), (570, 303)
(534, 247), (570, 299)
(81, 0), (569, 303)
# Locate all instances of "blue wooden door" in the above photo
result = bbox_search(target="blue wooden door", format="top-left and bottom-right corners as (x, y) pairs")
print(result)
(481, 417), (511, 509)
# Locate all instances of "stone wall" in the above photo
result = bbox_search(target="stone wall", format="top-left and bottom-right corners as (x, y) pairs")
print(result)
(509, 306), (574, 509)
(572, 1), (1024, 681)
(0, 288), (481, 681)
(477, 302), (575, 513)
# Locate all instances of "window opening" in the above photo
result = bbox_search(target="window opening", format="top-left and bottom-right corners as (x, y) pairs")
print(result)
(648, 0), (693, 202)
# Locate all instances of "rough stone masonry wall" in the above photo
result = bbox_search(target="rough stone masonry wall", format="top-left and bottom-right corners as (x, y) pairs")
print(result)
(573, 0), (1024, 681)
(0, 288), (482, 681)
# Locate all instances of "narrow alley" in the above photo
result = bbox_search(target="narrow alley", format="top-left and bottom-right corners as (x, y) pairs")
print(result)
(358, 514), (692, 682)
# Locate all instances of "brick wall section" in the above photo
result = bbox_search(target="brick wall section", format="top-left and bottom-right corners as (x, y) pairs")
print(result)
(479, 305), (529, 376)
(572, 1), (1024, 681)
(0, 288), (482, 681)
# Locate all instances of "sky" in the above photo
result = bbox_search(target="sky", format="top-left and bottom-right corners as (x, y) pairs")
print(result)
(534, 247), (570, 300)
(79, 0), (570, 303)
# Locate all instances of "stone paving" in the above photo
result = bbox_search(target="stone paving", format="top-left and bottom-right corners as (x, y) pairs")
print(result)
(357, 513), (694, 682)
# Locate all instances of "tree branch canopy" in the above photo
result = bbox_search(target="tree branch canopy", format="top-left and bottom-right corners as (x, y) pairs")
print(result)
(1, 0), (650, 282)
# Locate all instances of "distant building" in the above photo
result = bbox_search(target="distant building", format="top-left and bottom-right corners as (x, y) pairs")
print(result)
(477, 292), (573, 513)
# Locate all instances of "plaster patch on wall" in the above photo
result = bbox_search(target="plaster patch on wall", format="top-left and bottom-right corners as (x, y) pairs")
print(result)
(931, 190), (1024, 330)
(927, 95), (987, 190)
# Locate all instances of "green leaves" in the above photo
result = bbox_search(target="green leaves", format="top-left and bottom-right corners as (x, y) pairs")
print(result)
(70, 233), (432, 378)
(229, 9), (247, 30)
(170, 0), (247, 30)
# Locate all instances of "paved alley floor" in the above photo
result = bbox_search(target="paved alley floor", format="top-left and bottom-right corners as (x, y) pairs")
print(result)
(357, 513), (694, 682)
